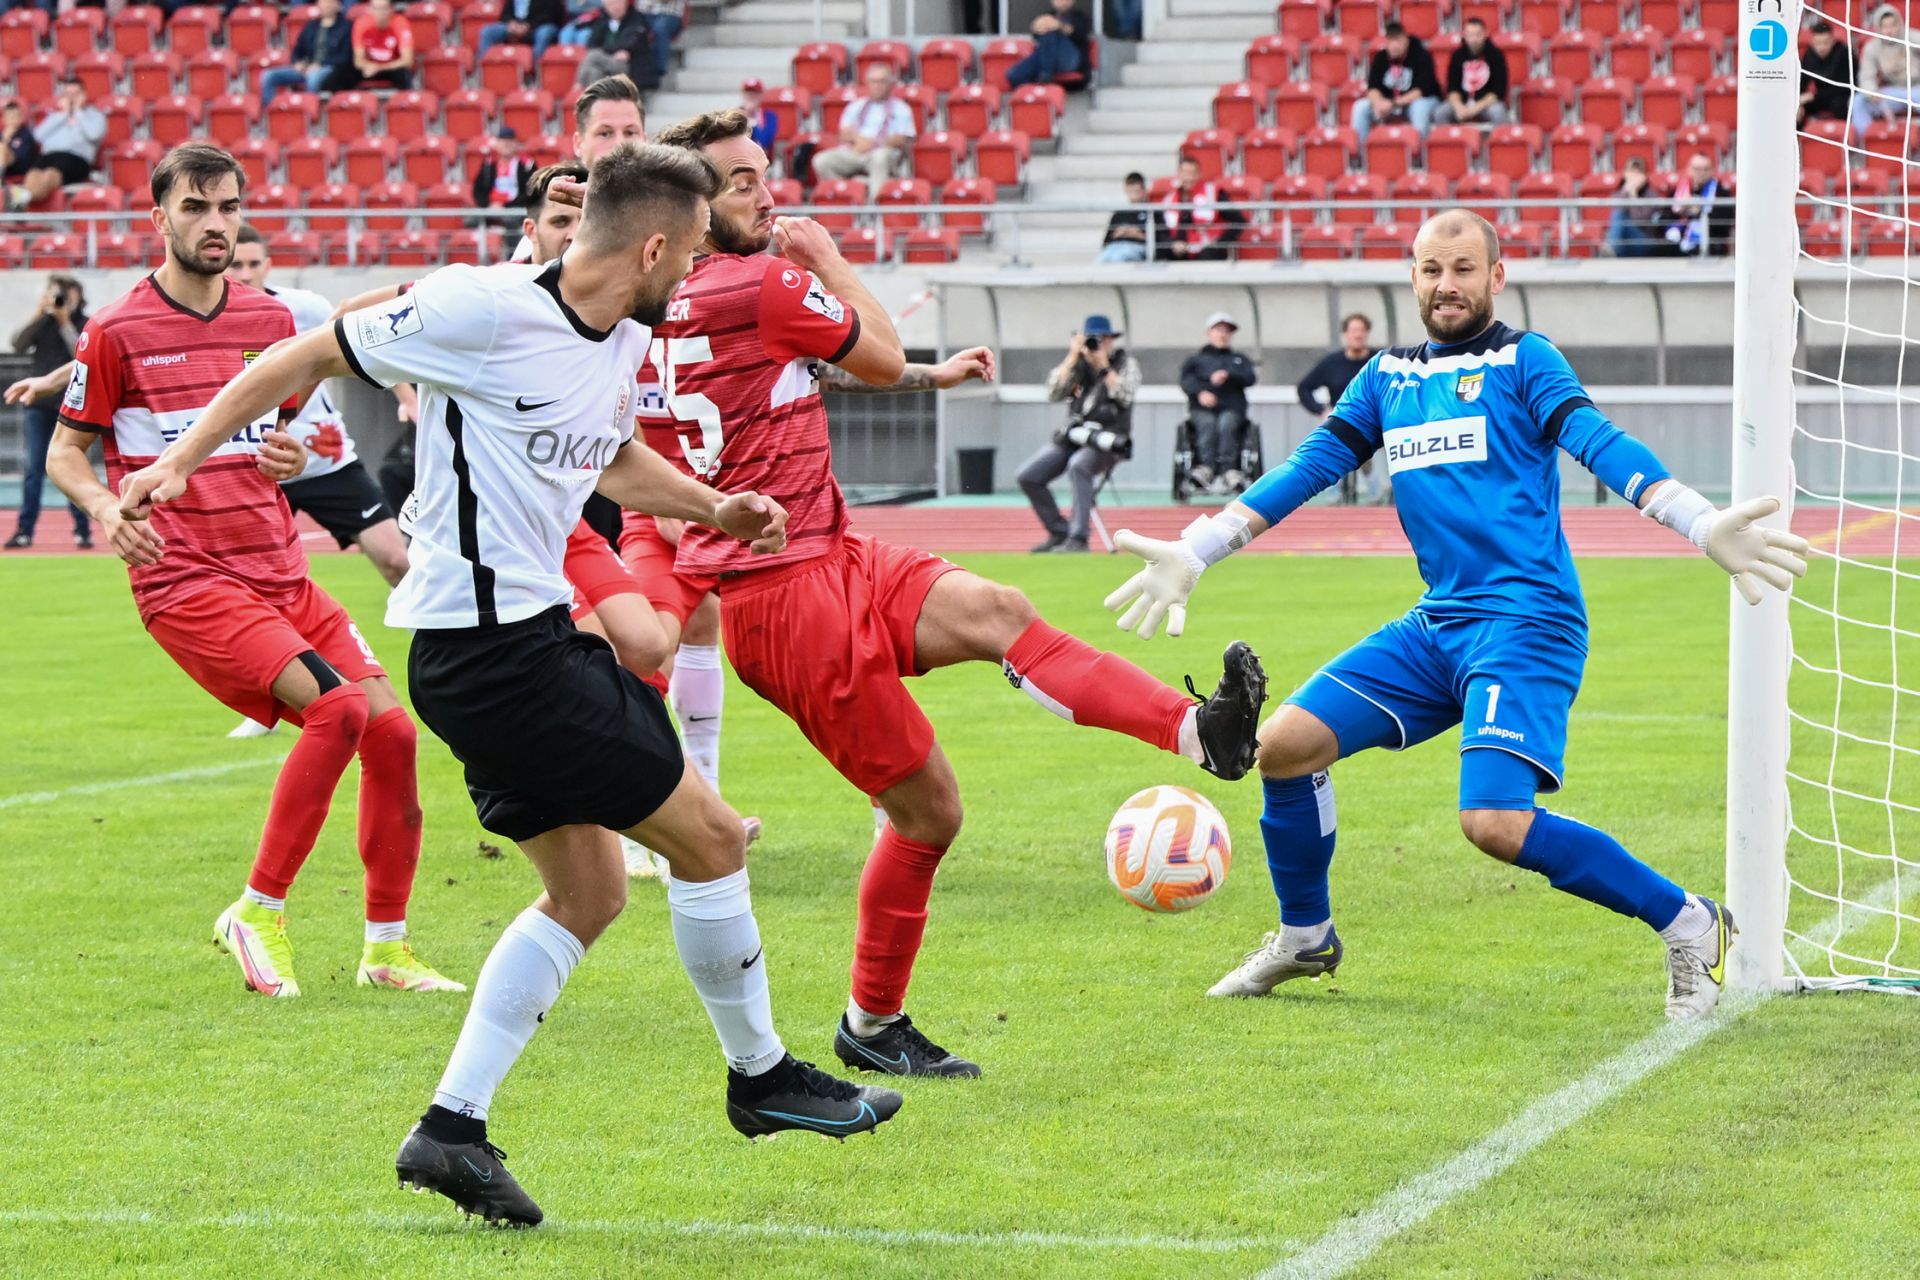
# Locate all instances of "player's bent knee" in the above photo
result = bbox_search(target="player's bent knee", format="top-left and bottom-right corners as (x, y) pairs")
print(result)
(1256, 709), (1338, 780)
(889, 791), (964, 847)
(1459, 808), (1531, 863)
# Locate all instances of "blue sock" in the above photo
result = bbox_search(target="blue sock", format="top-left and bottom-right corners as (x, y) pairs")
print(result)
(1261, 773), (1337, 926)
(1514, 809), (1686, 930)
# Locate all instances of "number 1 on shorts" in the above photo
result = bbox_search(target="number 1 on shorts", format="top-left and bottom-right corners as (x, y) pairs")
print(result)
(1485, 683), (1502, 725)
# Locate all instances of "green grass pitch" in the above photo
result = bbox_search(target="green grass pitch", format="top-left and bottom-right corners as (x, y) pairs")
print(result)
(3, 551), (1917, 1280)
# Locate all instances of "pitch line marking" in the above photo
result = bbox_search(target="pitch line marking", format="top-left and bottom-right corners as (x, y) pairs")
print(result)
(1254, 880), (1899, 1280)
(0, 1206), (1280, 1256)
(0, 757), (287, 811)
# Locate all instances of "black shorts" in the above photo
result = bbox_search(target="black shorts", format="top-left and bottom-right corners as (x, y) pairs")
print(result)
(408, 606), (684, 842)
(282, 460), (393, 548)
(40, 151), (94, 185)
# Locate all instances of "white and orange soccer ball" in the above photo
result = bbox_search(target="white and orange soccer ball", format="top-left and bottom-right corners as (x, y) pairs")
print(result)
(1104, 785), (1231, 913)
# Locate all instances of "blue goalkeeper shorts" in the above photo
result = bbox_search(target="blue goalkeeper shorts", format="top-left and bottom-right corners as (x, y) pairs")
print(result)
(1284, 609), (1588, 809)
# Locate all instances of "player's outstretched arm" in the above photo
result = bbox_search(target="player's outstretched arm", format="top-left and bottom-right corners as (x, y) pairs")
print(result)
(816, 346), (996, 394)
(45, 426), (164, 566)
(771, 215), (905, 385)
(1641, 483), (1811, 604)
(598, 440), (789, 555)
(118, 325), (348, 519)
(330, 283), (408, 319)
(4, 360), (75, 405)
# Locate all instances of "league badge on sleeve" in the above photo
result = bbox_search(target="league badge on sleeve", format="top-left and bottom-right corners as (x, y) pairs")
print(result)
(801, 273), (846, 324)
(356, 299), (425, 350)
(1455, 371), (1485, 403)
(62, 362), (88, 413)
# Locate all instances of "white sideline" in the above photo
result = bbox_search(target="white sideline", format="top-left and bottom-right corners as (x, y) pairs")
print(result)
(0, 1206), (1278, 1255)
(0, 757), (287, 811)
(1255, 881), (1899, 1280)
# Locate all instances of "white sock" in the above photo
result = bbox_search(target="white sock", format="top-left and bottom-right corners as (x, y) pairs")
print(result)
(1280, 919), (1331, 952)
(670, 644), (725, 792)
(1658, 895), (1713, 944)
(666, 868), (785, 1076)
(1177, 706), (1204, 765)
(242, 886), (285, 911)
(845, 998), (901, 1037)
(433, 907), (584, 1121)
(366, 919), (408, 944)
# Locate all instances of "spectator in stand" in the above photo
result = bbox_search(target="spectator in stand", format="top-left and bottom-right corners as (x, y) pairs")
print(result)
(1297, 312), (1382, 504)
(472, 126), (536, 216)
(1353, 21), (1441, 144)
(4, 79), (104, 212)
(1434, 17), (1508, 127)
(350, 0), (415, 90)
(1179, 311), (1258, 495)
(1005, 0), (1092, 88)
(742, 77), (779, 152)
(6, 275), (90, 550)
(476, 0), (566, 66)
(634, 0), (682, 85)
(1157, 156), (1237, 260)
(1, 100), (40, 181)
(1853, 5), (1916, 141)
(575, 0), (654, 89)
(1604, 156), (1659, 257)
(1661, 151), (1733, 257)
(1097, 171), (1150, 263)
(1800, 17), (1854, 126)
(260, 0), (356, 103)
(1020, 315), (1139, 554)
(1111, 0), (1141, 42)
(811, 64), (915, 197)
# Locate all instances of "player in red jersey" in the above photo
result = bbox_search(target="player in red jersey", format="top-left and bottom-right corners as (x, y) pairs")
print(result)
(639, 111), (1268, 1076)
(43, 143), (462, 999)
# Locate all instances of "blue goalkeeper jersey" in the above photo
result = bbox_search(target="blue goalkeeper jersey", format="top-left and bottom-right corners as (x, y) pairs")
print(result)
(1243, 321), (1669, 645)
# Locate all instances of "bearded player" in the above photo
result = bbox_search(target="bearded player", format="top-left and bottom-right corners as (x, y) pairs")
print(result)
(43, 143), (461, 998)
(638, 111), (1266, 1077)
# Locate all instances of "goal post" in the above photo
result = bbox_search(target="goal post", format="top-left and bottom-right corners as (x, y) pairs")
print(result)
(1725, 0), (1801, 992)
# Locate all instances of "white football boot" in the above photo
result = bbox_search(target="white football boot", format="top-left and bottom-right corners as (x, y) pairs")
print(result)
(1207, 925), (1344, 997)
(1664, 896), (1736, 1020)
(228, 717), (278, 739)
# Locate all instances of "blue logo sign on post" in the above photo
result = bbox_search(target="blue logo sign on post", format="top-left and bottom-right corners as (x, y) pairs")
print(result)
(1750, 19), (1788, 61)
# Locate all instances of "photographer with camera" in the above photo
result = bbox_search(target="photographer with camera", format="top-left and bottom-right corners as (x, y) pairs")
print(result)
(7, 274), (89, 549)
(1018, 314), (1140, 553)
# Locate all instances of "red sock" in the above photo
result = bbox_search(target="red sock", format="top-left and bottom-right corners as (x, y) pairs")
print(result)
(247, 683), (369, 901)
(851, 827), (949, 1017)
(1002, 618), (1189, 754)
(356, 706), (422, 923)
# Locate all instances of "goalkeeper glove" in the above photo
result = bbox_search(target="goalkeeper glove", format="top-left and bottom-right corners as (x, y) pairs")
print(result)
(1642, 486), (1811, 605)
(1103, 511), (1251, 639)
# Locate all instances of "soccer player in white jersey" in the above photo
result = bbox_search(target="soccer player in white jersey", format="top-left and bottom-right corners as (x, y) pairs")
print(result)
(118, 143), (901, 1228)
(1108, 210), (1810, 1019)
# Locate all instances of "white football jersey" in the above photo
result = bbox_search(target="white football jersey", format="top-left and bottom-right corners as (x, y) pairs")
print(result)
(269, 284), (360, 481)
(338, 260), (650, 630)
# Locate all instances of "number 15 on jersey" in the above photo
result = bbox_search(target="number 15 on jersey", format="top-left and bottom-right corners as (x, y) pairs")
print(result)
(644, 336), (723, 478)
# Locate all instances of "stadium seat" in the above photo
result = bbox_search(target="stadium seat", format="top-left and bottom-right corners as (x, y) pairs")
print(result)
(65, 184), (124, 222)
(1271, 82), (1329, 133)
(1301, 125), (1356, 179)
(1677, 121), (1731, 168)
(1305, 33), (1360, 84)
(384, 229), (442, 268)
(1452, 172), (1512, 223)
(106, 139), (163, 193)
(383, 90), (438, 143)
(166, 6), (221, 59)
(918, 38), (974, 92)
(304, 182), (358, 233)
(205, 95), (260, 149)
(1701, 74), (1737, 129)
(364, 180), (418, 232)
(283, 2), (318, 50)
(1010, 84), (1064, 142)
(1669, 27), (1724, 82)
(501, 89), (556, 140)
(100, 95), (141, 148)
(1455, 0), (1511, 29)
(29, 234), (85, 269)
(94, 230), (158, 270)
(1215, 173), (1266, 207)
(1181, 128), (1234, 180)
(266, 93), (321, 144)
(457, 0), (494, 49)
(1364, 123), (1420, 181)
(876, 177), (931, 231)
(1231, 222), (1288, 260)
(240, 182), (294, 232)
(0, 8), (48, 59)
(856, 38), (913, 81)
(819, 83), (861, 124)
(810, 178), (866, 232)
(1246, 35), (1296, 86)
(1213, 81), (1270, 134)
(323, 91), (378, 142)
(902, 226), (960, 263)
(1275, 0), (1326, 41)
(943, 83), (1000, 137)
(766, 177), (802, 208)
(1495, 220), (1549, 257)
(1514, 170), (1572, 223)
(836, 225), (886, 264)
(911, 131), (968, 187)
(1330, 172), (1386, 225)
(1388, 171), (1447, 221)
(974, 129), (1032, 188)
(1606, 27), (1662, 82)
(283, 137), (340, 188)
(791, 41), (849, 94)
(401, 136), (460, 187)
(53, 8), (104, 58)
(1638, 0), (1688, 34)
(480, 45), (533, 96)
(1577, 78), (1632, 131)
(1863, 122), (1920, 179)
(1393, 0), (1444, 39)
(938, 176), (995, 236)
(1640, 75), (1695, 130)
(1612, 122), (1666, 173)
(1423, 124), (1482, 182)
(111, 5), (163, 56)
(894, 82), (938, 133)
(1517, 77), (1572, 131)
(226, 5), (280, 59)
(1359, 222), (1415, 259)
(1518, 0), (1571, 37)
(753, 86), (806, 142)
(980, 38), (1033, 91)
(71, 51), (122, 103)
(403, 1), (449, 51)
(148, 95), (203, 148)
(129, 50), (179, 100)
(1298, 224), (1355, 260)
(442, 226), (502, 266)
(422, 46), (474, 98)
(13, 53), (65, 105)
(1547, 30), (1601, 80)
(1801, 218), (1846, 260)
(419, 181), (468, 230)
(1269, 171), (1328, 209)
(231, 137), (279, 189)
(1492, 30), (1542, 76)
(442, 89), (497, 139)
(342, 137), (399, 189)
(1577, 0), (1628, 37)
(185, 49), (238, 100)
(1243, 127), (1298, 182)
(534, 44), (584, 97)
(1484, 123), (1542, 181)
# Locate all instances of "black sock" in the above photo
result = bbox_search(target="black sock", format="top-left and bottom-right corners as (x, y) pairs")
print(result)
(726, 1053), (793, 1099)
(419, 1104), (487, 1145)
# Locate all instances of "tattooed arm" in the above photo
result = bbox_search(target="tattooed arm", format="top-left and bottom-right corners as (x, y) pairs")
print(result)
(817, 346), (996, 394)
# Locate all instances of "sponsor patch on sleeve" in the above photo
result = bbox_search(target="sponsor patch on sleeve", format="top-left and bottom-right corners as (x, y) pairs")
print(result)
(801, 274), (846, 324)
(62, 362), (88, 412)
(355, 300), (425, 350)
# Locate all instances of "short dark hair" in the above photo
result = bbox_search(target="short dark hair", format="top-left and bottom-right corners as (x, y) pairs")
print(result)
(235, 224), (266, 247)
(652, 108), (752, 153)
(526, 161), (588, 218)
(1341, 312), (1372, 332)
(1124, 171), (1146, 186)
(1464, 14), (1486, 27)
(577, 142), (722, 251)
(574, 74), (644, 133)
(1809, 17), (1832, 33)
(1384, 20), (1406, 37)
(151, 142), (247, 207)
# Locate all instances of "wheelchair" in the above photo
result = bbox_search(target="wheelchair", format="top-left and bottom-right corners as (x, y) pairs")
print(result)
(1172, 416), (1265, 503)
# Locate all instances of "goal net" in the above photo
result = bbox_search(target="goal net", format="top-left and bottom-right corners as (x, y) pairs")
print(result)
(1732, 0), (1920, 991)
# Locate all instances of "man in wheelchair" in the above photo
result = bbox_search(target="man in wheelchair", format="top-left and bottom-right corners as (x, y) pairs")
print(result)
(1176, 312), (1260, 498)
(1019, 314), (1141, 553)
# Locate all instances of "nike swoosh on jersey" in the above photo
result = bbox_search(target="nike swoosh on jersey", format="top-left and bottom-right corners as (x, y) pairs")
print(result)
(360, 504), (383, 519)
(515, 396), (559, 412)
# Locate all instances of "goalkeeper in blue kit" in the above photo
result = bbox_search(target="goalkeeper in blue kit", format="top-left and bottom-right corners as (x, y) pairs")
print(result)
(1105, 211), (1810, 1018)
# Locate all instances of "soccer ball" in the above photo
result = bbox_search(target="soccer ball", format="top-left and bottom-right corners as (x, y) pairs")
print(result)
(1104, 785), (1231, 913)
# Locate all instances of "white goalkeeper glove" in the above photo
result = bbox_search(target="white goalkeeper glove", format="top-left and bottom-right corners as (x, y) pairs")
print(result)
(1643, 485), (1811, 605)
(1103, 511), (1250, 639)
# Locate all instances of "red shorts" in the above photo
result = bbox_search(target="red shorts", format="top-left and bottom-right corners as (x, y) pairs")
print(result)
(565, 520), (645, 621)
(619, 512), (719, 628)
(146, 577), (384, 727)
(721, 533), (960, 797)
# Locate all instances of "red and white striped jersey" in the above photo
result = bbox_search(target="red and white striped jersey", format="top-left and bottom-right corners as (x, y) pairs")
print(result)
(57, 275), (303, 622)
(638, 252), (861, 577)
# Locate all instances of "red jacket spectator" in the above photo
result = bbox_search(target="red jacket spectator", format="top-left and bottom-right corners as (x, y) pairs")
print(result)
(352, 0), (416, 90)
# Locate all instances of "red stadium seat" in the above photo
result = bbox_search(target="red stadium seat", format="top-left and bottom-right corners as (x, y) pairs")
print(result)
(1395, 0), (1443, 38)
(321, 230), (385, 266)
(938, 176), (996, 236)
(1677, 121), (1731, 168)
(1213, 80), (1269, 133)
(902, 227), (960, 263)
(441, 227), (502, 266)
(501, 89), (556, 140)
(29, 234), (85, 269)
(65, 184), (124, 220)
(762, 86), (812, 140)
(1518, 0), (1570, 37)
(421, 46), (474, 98)
(1359, 222), (1415, 259)
(283, 3), (318, 50)
(1305, 32), (1360, 84)
(13, 53), (65, 105)
(71, 51), (122, 103)
(1547, 30), (1601, 80)
(876, 176), (931, 230)
(1578, 78), (1631, 131)
(305, 182), (358, 233)
(1335, 0), (1381, 38)
(1492, 30), (1542, 76)
(1699, 0), (1735, 35)
(1606, 27), (1662, 82)
(185, 48), (238, 100)
(282, 137), (340, 188)
(1270, 172), (1328, 208)
(1422, 125), (1481, 181)
(129, 50), (179, 99)
(1452, 172), (1512, 223)
(106, 139), (163, 194)
(1514, 170), (1572, 223)
(344, 137), (400, 188)
(1246, 35), (1296, 86)
(836, 225), (886, 264)
(1215, 173), (1266, 206)
(1495, 220), (1549, 257)
(364, 180), (418, 231)
(384, 229), (442, 268)
(893, 82), (938, 133)
(1701, 74), (1737, 129)
(535, 44), (583, 96)
(205, 94), (260, 148)
(147, 95), (203, 147)
(856, 39), (913, 81)
(918, 38), (973, 92)
(1578, 0), (1628, 37)
(374, 90), (435, 143)
(911, 131), (968, 187)
(974, 129), (1031, 187)
(401, 136), (460, 187)
(1243, 127), (1298, 182)
(1638, 0), (1689, 34)
(1272, 82), (1329, 133)
(111, 5), (163, 56)
(266, 93), (321, 144)
(99, 95), (141, 147)
(324, 91), (379, 142)
(980, 38), (1032, 91)
(1486, 123), (1541, 180)
(945, 83), (1002, 138)
(1388, 171), (1447, 220)
(442, 89), (497, 139)
(1181, 128), (1234, 180)
(0, 8), (48, 59)
(226, 5), (280, 59)
(1862, 120), (1920, 179)
(243, 183), (295, 232)
(231, 137), (280, 189)
(1455, 0), (1511, 29)
(1330, 172), (1385, 224)
(95, 230), (159, 269)
(1669, 27), (1724, 82)
(1229, 222), (1286, 260)
(1298, 224), (1356, 260)
(403, 1), (449, 50)
(766, 177), (802, 208)
(1517, 76), (1572, 131)
(818, 83), (860, 124)
(420, 181), (469, 229)
(1801, 219), (1846, 261)
(1010, 83), (1064, 141)
(480, 44), (533, 96)
(166, 6), (221, 59)
(1547, 122), (1603, 179)
(791, 41), (849, 94)
(457, 0), (494, 49)
(1300, 125), (1355, 179)
(809, 177), (865, 232)
(1640, 74), (1695, 130)
(1364, 123), (1419, 180)
(1276, 0), (1326, 41)
(53, 8), (104, 58)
